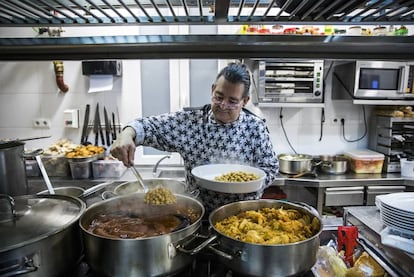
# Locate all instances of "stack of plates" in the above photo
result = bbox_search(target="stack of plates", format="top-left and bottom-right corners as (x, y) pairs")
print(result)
(376, 192), (414, 235)
(376, 192), (414, 254)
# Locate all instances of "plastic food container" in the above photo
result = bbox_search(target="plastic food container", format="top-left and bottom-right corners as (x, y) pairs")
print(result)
(344, 150), (384, 174)
(68, 156), (97, 179)
(92, 160), (126, 178)
(41, 155), (70, 177)
(400, 158), (414, 177)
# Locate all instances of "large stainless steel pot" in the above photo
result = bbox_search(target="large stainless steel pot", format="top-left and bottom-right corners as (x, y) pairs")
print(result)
(0, 141), (28, 196)
(0, 194), (85, 277)
(79, 193), (204, 277)
(208, 200), (323, 277)
(278, 153), (314, 174)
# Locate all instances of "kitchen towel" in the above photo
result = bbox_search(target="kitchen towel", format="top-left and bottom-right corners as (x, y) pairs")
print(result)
(88, 74), (113, 93)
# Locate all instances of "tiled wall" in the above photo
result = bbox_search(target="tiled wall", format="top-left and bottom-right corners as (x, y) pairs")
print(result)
(0, 59), (372, 160)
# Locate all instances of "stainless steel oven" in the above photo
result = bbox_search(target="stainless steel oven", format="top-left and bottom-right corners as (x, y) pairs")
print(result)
(249, 59), (324, 105)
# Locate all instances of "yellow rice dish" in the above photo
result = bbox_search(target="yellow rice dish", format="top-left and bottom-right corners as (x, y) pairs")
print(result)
(214, 207), (320, 245)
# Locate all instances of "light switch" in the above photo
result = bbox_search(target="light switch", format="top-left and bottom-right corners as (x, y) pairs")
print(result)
(64, 109), (79, 128)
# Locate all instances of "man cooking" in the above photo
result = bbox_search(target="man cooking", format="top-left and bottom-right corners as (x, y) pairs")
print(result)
(110, 62), (279, 213)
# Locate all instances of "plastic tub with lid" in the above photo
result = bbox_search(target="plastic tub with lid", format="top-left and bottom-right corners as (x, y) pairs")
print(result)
(344, 150), (385, 174)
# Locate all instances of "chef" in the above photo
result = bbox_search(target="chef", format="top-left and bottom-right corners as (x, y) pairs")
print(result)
(111, 62), (279, 213)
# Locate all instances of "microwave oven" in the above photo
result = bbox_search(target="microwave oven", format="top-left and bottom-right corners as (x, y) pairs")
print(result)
(332, 61), (414, 100)
(248, 59), (324, 105)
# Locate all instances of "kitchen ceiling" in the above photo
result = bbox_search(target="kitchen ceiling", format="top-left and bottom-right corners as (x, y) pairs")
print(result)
(0, 0), (413, 61)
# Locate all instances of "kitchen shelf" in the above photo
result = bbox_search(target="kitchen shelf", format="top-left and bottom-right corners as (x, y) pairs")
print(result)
(1, 34), (414, 60)
(0, 1), (413, 61)
(0, 0), (413, 26)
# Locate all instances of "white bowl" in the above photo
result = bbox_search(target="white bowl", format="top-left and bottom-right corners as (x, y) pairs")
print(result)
(191, 164), (266, 193)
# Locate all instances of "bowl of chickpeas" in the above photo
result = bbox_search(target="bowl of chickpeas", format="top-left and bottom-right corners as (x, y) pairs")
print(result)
(191, 164), (266, 193)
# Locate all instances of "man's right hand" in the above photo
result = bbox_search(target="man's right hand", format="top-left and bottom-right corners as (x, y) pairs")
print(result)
(110, 126), (137, 167)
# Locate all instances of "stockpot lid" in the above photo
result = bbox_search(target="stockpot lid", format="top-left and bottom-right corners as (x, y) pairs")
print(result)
(0, 194), (86, 252)
(0, 140), (24, 149)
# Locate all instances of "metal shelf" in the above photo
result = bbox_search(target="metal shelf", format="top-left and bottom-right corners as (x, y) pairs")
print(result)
(0, 0), (413, 27)
(1, 1), (413, 61)
(1, 34), (414, 60)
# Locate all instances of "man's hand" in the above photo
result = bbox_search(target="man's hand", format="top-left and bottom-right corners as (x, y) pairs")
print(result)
(110, 127), (136, 167)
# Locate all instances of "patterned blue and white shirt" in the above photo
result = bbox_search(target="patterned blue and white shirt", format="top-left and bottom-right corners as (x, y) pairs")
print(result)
(127, 105), (279, 214)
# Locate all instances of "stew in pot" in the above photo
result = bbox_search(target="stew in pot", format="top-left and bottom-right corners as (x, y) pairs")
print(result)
(88, 213), (191, 239)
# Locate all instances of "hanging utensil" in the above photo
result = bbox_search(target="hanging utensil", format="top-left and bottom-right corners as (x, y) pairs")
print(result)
(104, 107), (111, 147)
(318, 107), (325, 142)
(93, 104), (99, 146)
(96, 104), (105, 146)
(81, 104), (90, 145)
(130, 166), (148, 193)
(112, 112), (117, 141)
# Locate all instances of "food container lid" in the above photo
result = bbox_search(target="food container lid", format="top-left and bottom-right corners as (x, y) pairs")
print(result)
(0, 194), (85, 252)
(343, 149), (385, 160)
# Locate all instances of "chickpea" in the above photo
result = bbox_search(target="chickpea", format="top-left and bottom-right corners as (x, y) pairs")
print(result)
(214, 171), (259, 182)
(144, 186), (177, 205)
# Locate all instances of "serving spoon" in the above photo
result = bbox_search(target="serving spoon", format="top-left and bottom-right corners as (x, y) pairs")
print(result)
(130, 166), (148, 193)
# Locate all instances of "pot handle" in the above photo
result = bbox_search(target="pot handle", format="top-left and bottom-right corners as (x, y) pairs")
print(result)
(187, 189), (200, 198)
(0, 194), (16, 218)
(206, 245), (234, 260)
(177, 234), (218, 255)
(101, 190), (117, 200)
(82, 181), (114, 198)
(0, 257), (37, 277)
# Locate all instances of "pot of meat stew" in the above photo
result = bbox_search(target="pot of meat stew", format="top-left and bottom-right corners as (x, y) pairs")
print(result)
(208, 200), (323, 277)
(79, 193), (204, 277)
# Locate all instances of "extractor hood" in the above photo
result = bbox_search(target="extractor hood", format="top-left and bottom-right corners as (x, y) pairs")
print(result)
(0, 0), (413, 61)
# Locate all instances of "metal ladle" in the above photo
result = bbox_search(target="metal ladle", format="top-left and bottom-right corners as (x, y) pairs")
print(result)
(130, 166), (148, 193)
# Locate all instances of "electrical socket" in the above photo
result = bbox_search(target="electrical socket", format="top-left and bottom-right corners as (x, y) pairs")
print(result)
(332, 115), (347, 124)
(33, 118), (51, 128)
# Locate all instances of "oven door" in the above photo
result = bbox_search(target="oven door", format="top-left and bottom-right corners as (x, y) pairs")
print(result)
(256, 60), (324, 104)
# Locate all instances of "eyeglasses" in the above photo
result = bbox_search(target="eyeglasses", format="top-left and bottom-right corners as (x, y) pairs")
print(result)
(211, 94), (244, 110)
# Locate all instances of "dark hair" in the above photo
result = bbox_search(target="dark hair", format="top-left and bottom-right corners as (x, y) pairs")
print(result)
(215, 63), (251, 98)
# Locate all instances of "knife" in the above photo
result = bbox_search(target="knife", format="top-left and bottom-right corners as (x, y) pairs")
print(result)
(112, 112), (117, 141)
(81, 104), (90, 145)
(96, 103), (105, 146)
(103, 107), (111, 147)
(93, 104), (99, 146)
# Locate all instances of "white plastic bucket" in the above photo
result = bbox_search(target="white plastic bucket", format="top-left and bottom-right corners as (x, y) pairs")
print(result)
(400, 158), (414, 177)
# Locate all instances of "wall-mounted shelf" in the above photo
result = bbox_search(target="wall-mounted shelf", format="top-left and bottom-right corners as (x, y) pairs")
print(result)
(257, 102), (325, 108)
(1, 34), (414, 61)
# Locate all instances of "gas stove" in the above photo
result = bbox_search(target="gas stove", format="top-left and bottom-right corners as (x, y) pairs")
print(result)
(73, 255), (315, 277)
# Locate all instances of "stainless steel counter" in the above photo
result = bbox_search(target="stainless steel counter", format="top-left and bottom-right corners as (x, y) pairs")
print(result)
(277, 172), (412, 187)
(273, 173), (414, 214)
